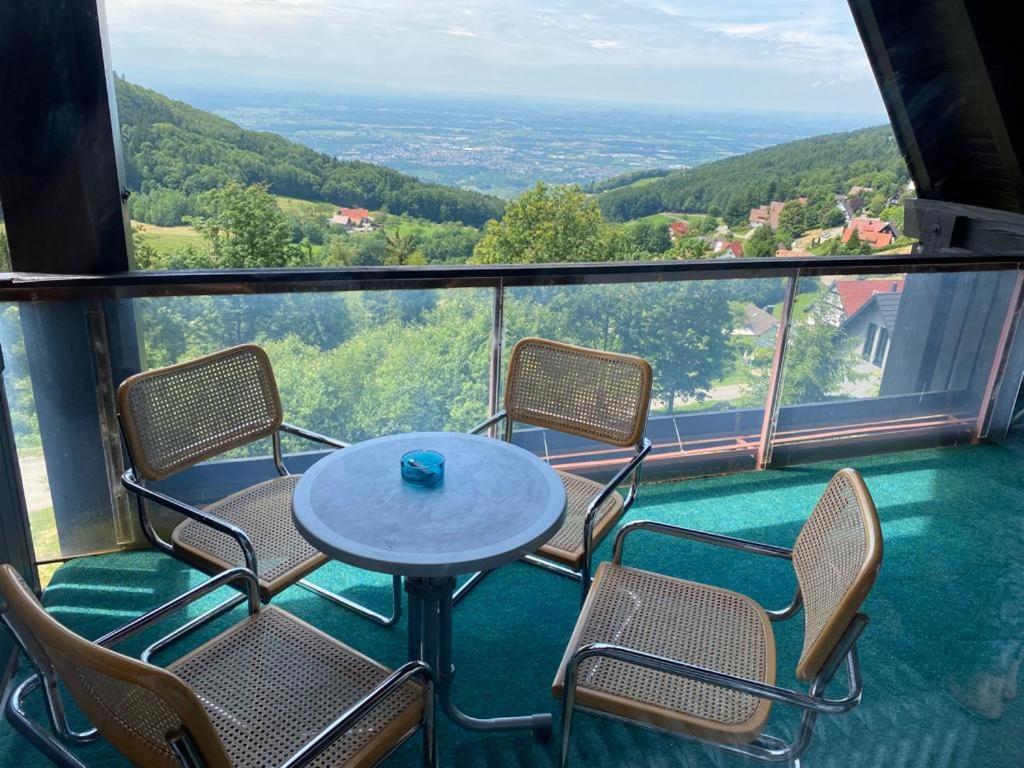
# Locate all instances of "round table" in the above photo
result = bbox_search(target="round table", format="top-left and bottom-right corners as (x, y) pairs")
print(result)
(293, 431), (566, 735)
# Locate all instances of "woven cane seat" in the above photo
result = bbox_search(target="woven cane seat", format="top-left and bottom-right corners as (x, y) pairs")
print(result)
(168, 606), (423, 768)
(553, 562), (776, 744)
(172, 475), (327, 600)
(504, 338), (653, 448)
(537, 472), (625, 567)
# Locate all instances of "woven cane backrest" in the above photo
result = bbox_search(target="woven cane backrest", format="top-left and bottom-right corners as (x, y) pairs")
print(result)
(791, 469), (882, 681)
(0, 565), (231, 767)
(118, 344), (283, 481)
(504, 338), (653, 447)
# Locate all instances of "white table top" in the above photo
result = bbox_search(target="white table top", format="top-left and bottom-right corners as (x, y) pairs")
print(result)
(292, 431), (567, 577)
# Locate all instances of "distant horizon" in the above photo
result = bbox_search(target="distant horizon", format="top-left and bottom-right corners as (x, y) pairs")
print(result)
(115, 70), (892, 198)
(119, 67), (889, 125)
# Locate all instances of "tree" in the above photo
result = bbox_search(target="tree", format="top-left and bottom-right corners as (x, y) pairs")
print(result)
(186, 181), (302, 268)
(470, 182), (608, 264)
(843, 229), (872, 255)
(677, 237), (712, 260)
(617, 282), (733, 412)
(383, 230), (426, 265)
(625, 219), (672, 254)
(746, 226), (777, 258)
(741, 302), (863, 406)
(776, 200), (806, 245)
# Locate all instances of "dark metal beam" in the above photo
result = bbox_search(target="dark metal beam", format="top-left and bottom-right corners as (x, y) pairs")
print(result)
(0, 0), (130, 273)
(905, 199), (1024, 254)
(848, 0), (1024, 214)
(0, 251), (1022, 302)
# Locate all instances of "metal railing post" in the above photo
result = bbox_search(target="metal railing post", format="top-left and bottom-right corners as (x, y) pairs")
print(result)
(973, 269), (1024, 442)
(756, 274), (799, 470)
(487, 281), (505, 434)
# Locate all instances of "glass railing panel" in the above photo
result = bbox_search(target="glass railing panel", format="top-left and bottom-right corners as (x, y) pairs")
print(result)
(131, 287), (493, 444)
(0, 288), (493, 568)
(0, 302), (59, 584)
(504, 279), (787, 478)
(771, 270), (1016, 463)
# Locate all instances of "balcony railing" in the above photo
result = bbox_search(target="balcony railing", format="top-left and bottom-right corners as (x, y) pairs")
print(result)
(1, 251), (1022, 567)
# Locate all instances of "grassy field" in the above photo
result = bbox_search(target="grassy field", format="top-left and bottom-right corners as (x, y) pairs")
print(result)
(275, 195), (337, 220)
(772, 290), (819, 322)
(133, 195), (338, 256)
(132, 222), (207, 253)
(631, 211), (711, 227)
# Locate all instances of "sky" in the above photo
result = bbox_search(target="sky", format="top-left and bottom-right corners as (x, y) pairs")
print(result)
(104, 0), (886, 115)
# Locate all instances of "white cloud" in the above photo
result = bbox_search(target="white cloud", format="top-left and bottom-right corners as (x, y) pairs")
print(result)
(439, 26), (481, 38)
(104, 0), (885, 113)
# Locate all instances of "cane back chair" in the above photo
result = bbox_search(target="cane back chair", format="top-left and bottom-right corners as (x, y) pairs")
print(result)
(0, 564), (434, 768)
(459, 338), (653, 606)
(117, 345), (402, 660)
(553, 468), (883, 765)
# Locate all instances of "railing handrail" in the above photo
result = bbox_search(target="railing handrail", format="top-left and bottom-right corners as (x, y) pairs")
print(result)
(0, 251), (1021, 300)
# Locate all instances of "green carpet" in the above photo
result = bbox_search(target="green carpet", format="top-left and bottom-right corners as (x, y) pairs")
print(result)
(3, 442), (1024, 767)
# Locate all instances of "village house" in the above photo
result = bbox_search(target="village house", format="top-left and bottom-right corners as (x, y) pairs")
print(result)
(329, 207), (374, 229)
(749, 198), (807, 230)
(712, 239), (744, 258)
(668, 220), (689, 239)
(842, 290), (902, 369)
(841, 217), (897, 249)
(734, 303), (780, 349)
(815, 277), (904, 328)
(748, 200), (785, 229)
(775, 248), (812, 258)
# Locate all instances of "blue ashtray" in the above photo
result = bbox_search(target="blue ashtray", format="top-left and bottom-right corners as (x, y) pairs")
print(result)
(401, 450), (445, 486)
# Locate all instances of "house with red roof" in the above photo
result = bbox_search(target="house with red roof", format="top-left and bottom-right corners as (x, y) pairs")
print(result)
(749, 199), (807, 230)
(668, 220), (689, 239)
(712, 239), (744, 258)
(841, 217), (897, 249)
(329, 207), (374, 229)
(817, 278), (904, 327)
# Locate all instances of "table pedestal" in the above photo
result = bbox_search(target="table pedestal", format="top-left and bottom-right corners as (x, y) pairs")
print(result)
(404, 576), (553, 736)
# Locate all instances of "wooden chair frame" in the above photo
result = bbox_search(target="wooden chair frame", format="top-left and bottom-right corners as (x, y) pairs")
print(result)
(1, 566), (435, 768)
(455, 338), (653, 606)
(556, 466), (882, 765)
(116, 346), (402, 665)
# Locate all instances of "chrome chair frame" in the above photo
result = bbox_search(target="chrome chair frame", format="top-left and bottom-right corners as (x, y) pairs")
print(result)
(1, 567), (436, 768)
(120, 418), (402, 665)
(557, 520), (867, 766)
(454, 411), (652, 606)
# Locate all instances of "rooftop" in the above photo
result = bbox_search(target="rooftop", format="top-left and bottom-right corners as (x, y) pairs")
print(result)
(4, 441), (1023, 767)
(833, 278), (905, 317)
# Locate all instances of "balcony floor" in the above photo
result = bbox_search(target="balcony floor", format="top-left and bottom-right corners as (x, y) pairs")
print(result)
(3, 441), (1024, 767)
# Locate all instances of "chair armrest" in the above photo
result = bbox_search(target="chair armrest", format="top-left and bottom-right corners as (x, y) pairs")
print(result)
(585, 438), (652, 520)
(612, 520), (792, 564)
(611, 520), (801, 621)
(278, 661), (434, 768)
(92, 567), (260, 650)
(280, 422), (349, 450)
(469, 410), (507, 436)
(564, 642), (861, 717)
(120, 469), (260, 582)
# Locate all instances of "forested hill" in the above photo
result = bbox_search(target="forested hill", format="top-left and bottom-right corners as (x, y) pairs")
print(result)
(596, 125), (909, 224)
(114, 77), (505, 227)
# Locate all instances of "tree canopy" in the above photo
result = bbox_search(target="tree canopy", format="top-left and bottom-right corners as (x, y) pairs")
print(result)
(116, 77), (505, 228)
(597, 126), (909, 227)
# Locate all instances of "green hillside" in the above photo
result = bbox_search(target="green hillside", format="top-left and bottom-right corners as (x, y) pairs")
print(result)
(115, 78), (505, 228)
(596, 125), (910, 225)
